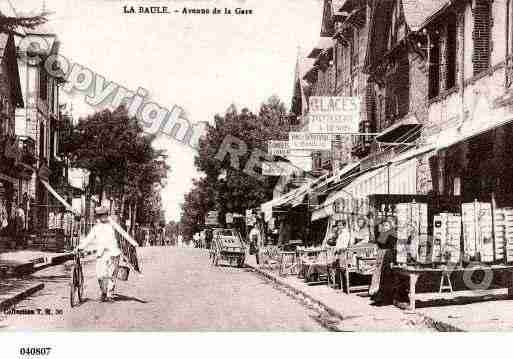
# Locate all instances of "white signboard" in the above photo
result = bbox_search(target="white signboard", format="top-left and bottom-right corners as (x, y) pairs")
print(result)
(205, 211), (218, 226)
(267, 140), (290, 157)
(289, 132), (331, 150)
(262, 162), (297, 176)
(226, 213), (233, 224)
(288, 156), (312, 172)
(307, 96), (360, 134)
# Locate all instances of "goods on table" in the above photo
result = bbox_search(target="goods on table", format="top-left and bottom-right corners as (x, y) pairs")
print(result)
(495, 207), (513, 263)
(340, 243), (378, 271)
(462, 201), (493, 262)
(394, 201), (428, 264)
(433, 213), (461, 263)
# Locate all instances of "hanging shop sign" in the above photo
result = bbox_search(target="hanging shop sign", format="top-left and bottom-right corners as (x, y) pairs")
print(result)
(288, 156), (312, 172)
(262, 161), (297, 176)
(289, 132), (331, 151)
(226, 212), (233, 224)
(307, 96), (360, 134)
(267, 140), (290, 157)
(205, 210), (218, 226)
(4, 136), (20, 163)
(246, 209), (256, 226)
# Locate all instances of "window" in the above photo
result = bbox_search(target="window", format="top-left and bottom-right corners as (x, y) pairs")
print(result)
(472, 0), (491, 75)
(446, 13), (457, 89)
(428, 34), (440, 99)
(377, 95), (384, 131)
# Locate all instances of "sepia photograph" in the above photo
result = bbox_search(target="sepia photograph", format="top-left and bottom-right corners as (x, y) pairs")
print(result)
(1, 0), (513, 353)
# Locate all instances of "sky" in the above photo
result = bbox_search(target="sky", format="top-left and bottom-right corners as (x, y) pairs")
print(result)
(10, 0), (323, 221)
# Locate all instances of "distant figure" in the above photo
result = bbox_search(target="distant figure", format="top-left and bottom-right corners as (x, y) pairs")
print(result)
(249, 226), (262, 265)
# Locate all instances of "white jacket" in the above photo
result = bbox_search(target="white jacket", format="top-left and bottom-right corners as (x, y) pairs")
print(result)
(79, 222), (121, 257)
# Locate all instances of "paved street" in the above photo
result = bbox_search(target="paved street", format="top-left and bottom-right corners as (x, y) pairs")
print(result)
(0, 247), (326, 331)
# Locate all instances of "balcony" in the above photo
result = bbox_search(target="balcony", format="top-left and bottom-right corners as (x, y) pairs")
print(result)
(17, 135), (37, 167)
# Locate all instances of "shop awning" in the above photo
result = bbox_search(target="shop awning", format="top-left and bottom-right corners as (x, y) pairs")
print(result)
(307, 37), (334, 58)
(39, 179), (79, 216)
(311, 165), (387, 221)
(375, 114), (421, 144)
(390, 144), (436, 165)
(261, 187), (304, 221)
(261, 175), (329, 222)
(435, 117), (513, 151)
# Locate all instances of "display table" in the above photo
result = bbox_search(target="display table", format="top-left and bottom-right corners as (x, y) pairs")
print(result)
(278, 251), (298, 276)
(339, 243), (378, 294)
(392, 264), (513, 311)
(297, 248), (329, 284)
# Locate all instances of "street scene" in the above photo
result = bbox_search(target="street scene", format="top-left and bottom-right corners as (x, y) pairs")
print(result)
(3, 0), (513, 337)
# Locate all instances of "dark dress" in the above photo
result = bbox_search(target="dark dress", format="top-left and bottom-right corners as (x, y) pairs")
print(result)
(369, 229), (397, 304)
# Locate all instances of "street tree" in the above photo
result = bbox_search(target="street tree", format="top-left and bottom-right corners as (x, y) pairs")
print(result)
(61, 106), (168, 226)
(0, 12), (47, 34)
(191, 95), (291, 227)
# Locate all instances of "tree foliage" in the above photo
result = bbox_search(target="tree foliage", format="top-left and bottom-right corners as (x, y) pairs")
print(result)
(180, 95), (290, 239)
(0, 12), (48, 34)
(61, 106), (168, 224)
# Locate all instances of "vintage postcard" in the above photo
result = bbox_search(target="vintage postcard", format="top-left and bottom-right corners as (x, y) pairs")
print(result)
(0, 1), (512, 353)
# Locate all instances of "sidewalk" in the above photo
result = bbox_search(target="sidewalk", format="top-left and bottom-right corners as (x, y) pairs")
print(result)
(0, 250), (73, 277)
(0, 278), (44, 311)
(244, 254), (457, 331)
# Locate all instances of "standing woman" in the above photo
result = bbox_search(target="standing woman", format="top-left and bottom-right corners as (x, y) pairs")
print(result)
(353, 216), (370, 245)
(369, 217), (397, 305)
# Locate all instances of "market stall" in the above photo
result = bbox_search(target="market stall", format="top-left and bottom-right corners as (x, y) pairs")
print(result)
(365, 194), (513, 311)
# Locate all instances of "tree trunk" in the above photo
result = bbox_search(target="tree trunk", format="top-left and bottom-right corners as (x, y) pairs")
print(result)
(99, 177), (104, 204)
(120, 193), (126, 221)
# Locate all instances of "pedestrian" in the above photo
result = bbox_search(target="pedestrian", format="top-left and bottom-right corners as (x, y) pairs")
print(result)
(369, 217), (397, 305)
(14, 204), (25, 249)
(76, 206), (122, 302)
(249, 225), (261, 265)
(353, 216), (370, 245)
(335, 220), (352, 252)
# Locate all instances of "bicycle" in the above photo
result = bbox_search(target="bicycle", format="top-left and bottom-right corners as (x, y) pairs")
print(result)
(70, 249), (84, 308)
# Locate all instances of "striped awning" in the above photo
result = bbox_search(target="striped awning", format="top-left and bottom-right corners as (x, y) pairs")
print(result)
(39, 179), (79, 215)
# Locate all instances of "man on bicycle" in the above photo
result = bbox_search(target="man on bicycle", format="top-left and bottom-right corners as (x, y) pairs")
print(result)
(76, 206), (121, 302)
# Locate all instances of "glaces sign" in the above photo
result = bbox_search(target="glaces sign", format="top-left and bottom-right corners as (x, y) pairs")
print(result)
(307, 96), (360, 134)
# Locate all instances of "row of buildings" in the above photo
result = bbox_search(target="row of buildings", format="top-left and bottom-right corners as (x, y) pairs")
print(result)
(262, 0), (513, 247)
(0, 7), (85, 250)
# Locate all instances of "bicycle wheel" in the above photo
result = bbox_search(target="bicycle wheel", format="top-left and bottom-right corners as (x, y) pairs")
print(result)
(77, 265), (84, 303)
(70, 266), (78, 308)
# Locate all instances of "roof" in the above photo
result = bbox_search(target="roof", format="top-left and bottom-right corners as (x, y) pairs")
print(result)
(0, 33), (23, 107)
(364, 0), (449, 73)
(0, 33), (8, 57)
(402, 0), (450, 31)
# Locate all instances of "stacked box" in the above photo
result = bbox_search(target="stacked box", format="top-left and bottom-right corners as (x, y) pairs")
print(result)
(417, 234), (430, 264)
(462, 202), (493, 262)
(433, 213), (461, 263)
(446, 214), (462, 263)
(495, 208), (513, 262)
(394, 202), (428, 264)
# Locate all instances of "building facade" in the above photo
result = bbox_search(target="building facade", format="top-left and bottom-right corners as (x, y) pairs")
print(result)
(0, 33), (26, 245)
(15, 28), (63, 233)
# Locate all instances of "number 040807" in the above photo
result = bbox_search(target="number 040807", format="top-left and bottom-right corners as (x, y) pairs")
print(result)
(19, 347), (52, 356)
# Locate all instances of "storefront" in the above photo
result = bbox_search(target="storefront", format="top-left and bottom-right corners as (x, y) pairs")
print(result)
(0, 172), (19, 241)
